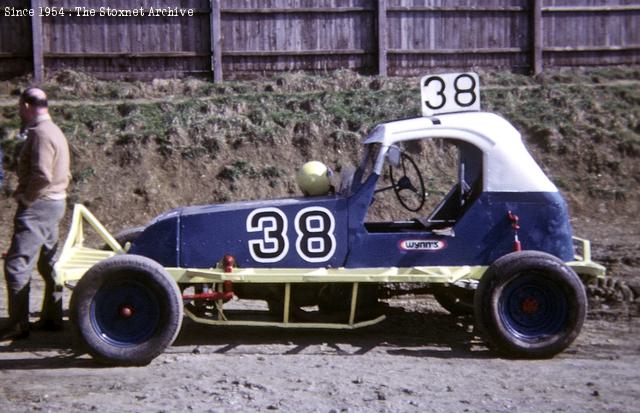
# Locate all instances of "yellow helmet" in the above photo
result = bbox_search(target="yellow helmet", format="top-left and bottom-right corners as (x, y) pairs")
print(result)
(296, 161), (333, 196)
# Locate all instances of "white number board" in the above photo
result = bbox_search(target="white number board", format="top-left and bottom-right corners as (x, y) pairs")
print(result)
(420, 72), (481, 117)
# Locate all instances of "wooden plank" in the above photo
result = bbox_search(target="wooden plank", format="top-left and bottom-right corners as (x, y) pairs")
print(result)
(387, 47), (525, 55)
(542, 6), (640, 13)
(223, 49), (371, 57)
(378, 0), (387, 76)
(387, 6), (528, 13)
(31, 0), (44, 83)
(221, 7), (375, 14)
(544, 45), (640, 52)
(532, 0), (543, 75)
(44, 52), (210, 58)
(210, 0), (222, 82)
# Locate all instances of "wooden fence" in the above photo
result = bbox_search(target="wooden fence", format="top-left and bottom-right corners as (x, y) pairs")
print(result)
(1, 0), (639, 81)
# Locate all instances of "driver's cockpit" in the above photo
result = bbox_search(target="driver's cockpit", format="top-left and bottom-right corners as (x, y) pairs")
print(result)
(356, 138), (483, 234)
(347, 111), (558, 236)
(423, 141), (483, 227)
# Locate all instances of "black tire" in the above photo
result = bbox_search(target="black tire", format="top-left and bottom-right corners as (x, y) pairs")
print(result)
(102, 227), (144, 251)
(474, 251), (587, 358)
(433, 287), (474, 316)
(70, 254), (183, 366)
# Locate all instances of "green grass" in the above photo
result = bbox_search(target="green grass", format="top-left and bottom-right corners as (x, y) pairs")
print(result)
(0, 67), (638, 215)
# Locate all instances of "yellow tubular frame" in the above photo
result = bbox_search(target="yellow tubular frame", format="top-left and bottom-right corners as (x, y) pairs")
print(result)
(53, 204), (123, 287)
(568, 236), (607, 281)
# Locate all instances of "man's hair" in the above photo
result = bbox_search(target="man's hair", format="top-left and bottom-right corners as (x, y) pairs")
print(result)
(20, 88), (48, 108)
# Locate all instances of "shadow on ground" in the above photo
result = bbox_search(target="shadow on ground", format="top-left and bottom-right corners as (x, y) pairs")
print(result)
(0, 307), (491, 370)
(172, 306), (490, 359)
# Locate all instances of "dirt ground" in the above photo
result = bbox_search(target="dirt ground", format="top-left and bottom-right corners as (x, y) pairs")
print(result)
(0, 280), (639, 413)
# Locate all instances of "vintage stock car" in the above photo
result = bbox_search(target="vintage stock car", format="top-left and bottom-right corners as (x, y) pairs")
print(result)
(54, 73), (605, 365)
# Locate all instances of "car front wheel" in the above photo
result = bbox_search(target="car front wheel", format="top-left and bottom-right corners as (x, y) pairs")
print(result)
(70, 254), (183, 365)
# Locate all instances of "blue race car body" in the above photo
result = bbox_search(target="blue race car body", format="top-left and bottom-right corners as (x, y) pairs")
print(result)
(129, 112), (574, 271)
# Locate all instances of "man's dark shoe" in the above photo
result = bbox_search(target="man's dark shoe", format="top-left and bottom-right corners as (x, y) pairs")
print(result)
(32, 319), (63, 332)
(0, 324), (30, 341)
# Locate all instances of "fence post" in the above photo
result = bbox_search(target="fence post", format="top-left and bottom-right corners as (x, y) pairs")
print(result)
(210, 0), (223, 83)
(378, 0), (388, 76)
(532, 0), (543, 75)
(31, 0), (44, 83)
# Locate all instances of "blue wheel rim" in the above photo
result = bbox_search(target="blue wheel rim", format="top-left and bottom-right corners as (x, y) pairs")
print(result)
(90, 279), (161, 347)
(499, 273), (568, 341)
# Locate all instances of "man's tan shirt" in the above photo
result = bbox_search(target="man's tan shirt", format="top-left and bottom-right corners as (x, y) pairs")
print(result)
(16, 114), (70, 204)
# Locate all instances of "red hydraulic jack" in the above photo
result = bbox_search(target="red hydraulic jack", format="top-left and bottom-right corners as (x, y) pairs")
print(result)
(507, 211), (522, 252)
(182, 255), (235, 302)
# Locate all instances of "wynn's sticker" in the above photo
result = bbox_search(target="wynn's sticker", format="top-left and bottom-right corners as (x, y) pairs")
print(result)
(399, 239), (446, 251)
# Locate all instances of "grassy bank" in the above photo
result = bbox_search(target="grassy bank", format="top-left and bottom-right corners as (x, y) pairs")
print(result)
(0, 68), (638, 233)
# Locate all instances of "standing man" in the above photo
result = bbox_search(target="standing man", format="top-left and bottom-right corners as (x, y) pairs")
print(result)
(0, 88), (70, 341)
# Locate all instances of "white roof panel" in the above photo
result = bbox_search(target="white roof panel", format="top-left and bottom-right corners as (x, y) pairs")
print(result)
(364, 112), (557, 193)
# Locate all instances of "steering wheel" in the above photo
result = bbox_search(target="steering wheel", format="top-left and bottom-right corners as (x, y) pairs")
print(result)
(389, 152), (426, 212)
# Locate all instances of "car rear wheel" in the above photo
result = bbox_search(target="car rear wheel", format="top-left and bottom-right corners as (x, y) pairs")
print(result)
(474, 251), (587, 358)
(70, 254), (183, 366)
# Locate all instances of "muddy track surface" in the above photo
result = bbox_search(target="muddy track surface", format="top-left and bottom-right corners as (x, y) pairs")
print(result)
(1, 282), (639, 413)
